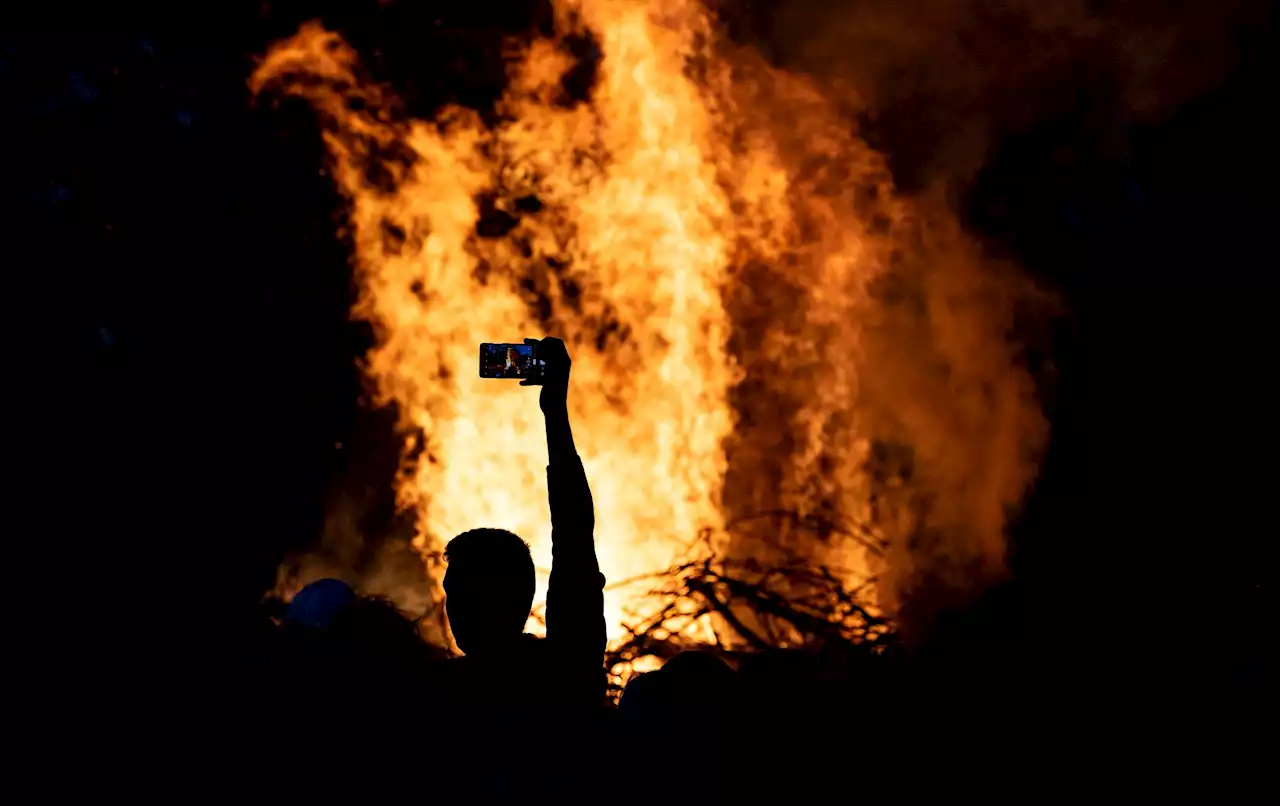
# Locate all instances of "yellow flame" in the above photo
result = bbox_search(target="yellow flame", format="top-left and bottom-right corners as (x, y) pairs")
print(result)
(252, 0), (1048, 648)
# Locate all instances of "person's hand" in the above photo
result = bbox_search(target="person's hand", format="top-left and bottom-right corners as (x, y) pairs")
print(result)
(522, 336), (570, 413)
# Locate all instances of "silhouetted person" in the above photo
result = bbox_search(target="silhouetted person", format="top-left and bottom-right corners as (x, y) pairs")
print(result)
(438, 336), (605, 799)
(258, 586), (444, 797)
(618, 651), (738, 726)
(617, 652), (742, 796)
(330, 594), (447, 669)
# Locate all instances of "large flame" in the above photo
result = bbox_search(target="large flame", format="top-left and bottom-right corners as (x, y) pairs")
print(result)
(252, 0), (1047, 648)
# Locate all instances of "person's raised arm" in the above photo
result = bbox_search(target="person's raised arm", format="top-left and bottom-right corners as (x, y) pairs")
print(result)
(522, 338), (606, 670)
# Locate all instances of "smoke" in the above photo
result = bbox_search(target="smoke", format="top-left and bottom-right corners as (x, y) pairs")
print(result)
(273, 490), (433, 611)
(745, 0), (1263, 188)
(698, 22), (1056, 632)
(270, 403), (440, 633)
(712, 0), (1263, 632)
(855, 202), (1054, 622)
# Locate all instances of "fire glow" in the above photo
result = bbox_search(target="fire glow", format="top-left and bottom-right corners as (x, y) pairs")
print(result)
(252, 0), (1047, 650)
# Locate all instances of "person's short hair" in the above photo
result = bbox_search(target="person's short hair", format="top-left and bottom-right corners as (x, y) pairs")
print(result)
(329, 595), (421, 655)
(444, 528), (534, 577)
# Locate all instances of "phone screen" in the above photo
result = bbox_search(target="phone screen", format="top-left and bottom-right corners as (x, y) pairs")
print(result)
(479, 342), (542, 379)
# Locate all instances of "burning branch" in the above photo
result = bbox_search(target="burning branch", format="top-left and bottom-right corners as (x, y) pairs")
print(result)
(601, 515), (897, 699)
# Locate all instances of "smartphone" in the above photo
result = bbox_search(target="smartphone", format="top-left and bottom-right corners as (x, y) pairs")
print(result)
(479, 342), (543, 380)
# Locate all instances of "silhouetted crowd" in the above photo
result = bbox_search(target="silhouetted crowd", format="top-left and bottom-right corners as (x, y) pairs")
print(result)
(237, 338), (1065, 800)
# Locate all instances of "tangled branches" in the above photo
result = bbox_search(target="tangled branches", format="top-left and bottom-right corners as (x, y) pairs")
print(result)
(600, 513), (898, 698)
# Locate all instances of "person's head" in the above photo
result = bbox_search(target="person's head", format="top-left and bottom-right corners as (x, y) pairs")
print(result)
(443, 528), (535, 654)
(660, 650), (737, 691)
(329, 595), (428, 661)
(284, 578), (357, 630)
(619, 651), (739, 731)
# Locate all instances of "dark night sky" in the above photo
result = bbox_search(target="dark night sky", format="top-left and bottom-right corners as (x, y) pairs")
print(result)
(6, 0), (1274, 761)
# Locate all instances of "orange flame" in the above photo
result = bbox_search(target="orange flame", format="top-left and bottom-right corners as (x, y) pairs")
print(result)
(252, 0), (1048, 649)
